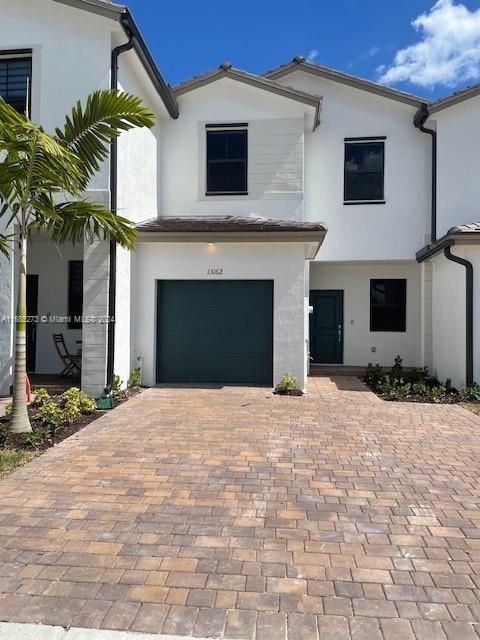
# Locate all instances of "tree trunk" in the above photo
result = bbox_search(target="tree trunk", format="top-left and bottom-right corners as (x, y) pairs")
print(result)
(10, 234), (32, 433)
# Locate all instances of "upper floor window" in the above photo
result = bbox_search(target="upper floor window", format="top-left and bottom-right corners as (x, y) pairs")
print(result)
(344, 138), (385, 204)
(370, 279), (406, 332)
(0, 50), (32, 115)
(206, 124), (248, 195)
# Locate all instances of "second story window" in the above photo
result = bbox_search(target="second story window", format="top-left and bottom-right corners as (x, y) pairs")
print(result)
(0, 50), (32, 115)
(206, 124), (248, 195)
(344, 138), (385, 204)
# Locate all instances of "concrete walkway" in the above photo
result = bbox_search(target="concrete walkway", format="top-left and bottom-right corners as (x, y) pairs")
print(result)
(0, 377), (479, 639)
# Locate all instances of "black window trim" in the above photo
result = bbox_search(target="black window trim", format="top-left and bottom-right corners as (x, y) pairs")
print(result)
(205, 123), (248, 196)
(370, 278), (407, 333)
(344, 137), (386, 205)
(0, 48), (33, 117)
(68, 260), (83, 330)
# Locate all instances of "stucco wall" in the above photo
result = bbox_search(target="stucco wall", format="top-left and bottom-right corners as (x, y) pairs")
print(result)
(431, 253), (465, 386)
(0, 247), (14, 396)
(160, 79), (310, 220)
(28, 239), (83, 374)
(309, 261), (422, 367)
(434, 97), (480, 237)
(133, 242), (308, 389)
(276, 70), (430, 261)
(430, 244), (480, 387)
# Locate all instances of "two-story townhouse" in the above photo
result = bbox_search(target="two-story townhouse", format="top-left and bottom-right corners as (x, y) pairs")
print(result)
(1, 0), (480, 396)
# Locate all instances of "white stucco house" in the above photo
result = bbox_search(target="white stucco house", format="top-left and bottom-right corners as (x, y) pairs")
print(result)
(1, 0), (480, 396)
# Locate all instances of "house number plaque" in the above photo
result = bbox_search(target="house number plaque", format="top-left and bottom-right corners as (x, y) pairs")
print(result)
(207, 268), (223, 275)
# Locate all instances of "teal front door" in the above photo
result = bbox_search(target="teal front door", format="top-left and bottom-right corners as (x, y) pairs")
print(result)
(309, 290), (344, 364)
(156, 280), (273, 384)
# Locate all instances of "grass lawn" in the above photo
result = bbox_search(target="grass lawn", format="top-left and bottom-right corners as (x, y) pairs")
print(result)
(463, 403), (480, 416)
(0, 449), (35, 477)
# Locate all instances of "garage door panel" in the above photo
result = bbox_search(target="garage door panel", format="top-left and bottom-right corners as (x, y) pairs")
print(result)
(156, 280), (273, 384)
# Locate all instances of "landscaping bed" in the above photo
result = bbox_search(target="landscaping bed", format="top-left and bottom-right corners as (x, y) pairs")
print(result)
(0, 382), (141, 473)
(363, 356), (480, 406)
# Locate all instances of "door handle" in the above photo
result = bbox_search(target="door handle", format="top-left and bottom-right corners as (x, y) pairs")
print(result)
(337, 325), (342, 343)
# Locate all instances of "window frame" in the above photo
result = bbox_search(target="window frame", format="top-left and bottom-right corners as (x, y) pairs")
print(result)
(370, 278), (407, 333)
(205, 123), (248, 196)
(68, 260), (83, 330)
(0, 49), (32, 116)
(344, 137), (386, 205)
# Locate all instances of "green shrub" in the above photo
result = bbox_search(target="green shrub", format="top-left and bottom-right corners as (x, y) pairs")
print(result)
(459, 385), (480, 401)
(364, 363), (383, 387)
(60, 387), (96, 416)
(0, 428), (9, 448)
(274, 373), (302, 395)
(37, 401), (66, 437)
(32, 388), (50, 406)
(391, 355), (404, 381)
(111, 375), (123, 396)
(128, 367), (142, 388)
(22, 427), (50, 447)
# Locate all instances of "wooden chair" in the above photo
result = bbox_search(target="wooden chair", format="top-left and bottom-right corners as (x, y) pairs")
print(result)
(53, 333), (81, 377)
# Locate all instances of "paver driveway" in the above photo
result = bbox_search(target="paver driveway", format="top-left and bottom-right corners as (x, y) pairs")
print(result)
(1, 378), (480, 639)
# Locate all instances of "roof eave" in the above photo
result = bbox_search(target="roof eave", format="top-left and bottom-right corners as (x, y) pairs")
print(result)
(173, 67), (322, 128)
(429, 86), (480, 114)
(416, 233), (480, 262)
(121, 12), (179, 119)
(53, 0), (125, 20)
(264, 60), (424, 108)
(136, 230), (327, 244)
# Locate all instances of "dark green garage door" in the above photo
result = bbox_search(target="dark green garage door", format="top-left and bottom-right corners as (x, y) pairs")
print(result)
(156, 280), (273, 384)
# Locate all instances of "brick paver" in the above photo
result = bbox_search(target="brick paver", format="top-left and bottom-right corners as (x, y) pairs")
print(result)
(0, 377), (479, 639)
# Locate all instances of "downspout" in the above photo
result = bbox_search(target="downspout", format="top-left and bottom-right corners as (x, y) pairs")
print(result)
(414, 102), (437, 243)
(107, 31), (135, 387)
(443, 245), (474, 386)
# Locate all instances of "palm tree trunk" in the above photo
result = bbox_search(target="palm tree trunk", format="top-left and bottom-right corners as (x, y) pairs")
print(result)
(10, 233), (32, 433)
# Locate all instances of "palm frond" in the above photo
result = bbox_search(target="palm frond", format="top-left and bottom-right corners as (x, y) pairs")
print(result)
(56, 89), (155, 183)
(37, 200), (137, 249)
(0, 234), (9, 258)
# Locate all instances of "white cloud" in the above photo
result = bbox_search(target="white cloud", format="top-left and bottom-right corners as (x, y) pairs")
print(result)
(368, 47), (380, 58)
(307, 49), (319, 61)
(378, 0), (480, 88)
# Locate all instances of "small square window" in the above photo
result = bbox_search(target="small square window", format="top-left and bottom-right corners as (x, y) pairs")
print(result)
(370, 279), (406, 332)
(344, 140), (385, 203)
(206, 126), (247, 195)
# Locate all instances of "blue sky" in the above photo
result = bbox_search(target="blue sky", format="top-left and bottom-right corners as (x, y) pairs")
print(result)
(127, 0), (480, 100)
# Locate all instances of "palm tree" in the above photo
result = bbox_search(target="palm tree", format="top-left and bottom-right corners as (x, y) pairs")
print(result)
(0, 90), (155, 433)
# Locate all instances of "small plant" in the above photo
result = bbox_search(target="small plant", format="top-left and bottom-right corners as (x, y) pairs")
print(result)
(0, 428), (9, 448)
(391, 355), (404, 381)
(60, 387), (96, 416)
(128, 367), (142, 388)
(22, 427), (50, 447)
(111, 375), (124, 397)
(37, 401), (67, 437)
(32, 388), (50, 407)
(274, 373), (303, 396)
(364, 363), (383, 388)
(3, 402), (12, 419)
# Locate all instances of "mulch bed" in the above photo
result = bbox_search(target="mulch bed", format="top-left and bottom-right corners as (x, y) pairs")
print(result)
(0, 387), (140, 453)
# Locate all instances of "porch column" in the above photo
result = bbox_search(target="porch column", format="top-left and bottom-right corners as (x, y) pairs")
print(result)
(81, 239), (109, 397)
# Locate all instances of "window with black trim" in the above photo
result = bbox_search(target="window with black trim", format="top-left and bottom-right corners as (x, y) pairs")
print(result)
(344, 139), (385, 203)
(370, 279), (406, 332)
(68, 261), (83, 329)
(0, 52), (32, 115)
(206, 124), (247, 195)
